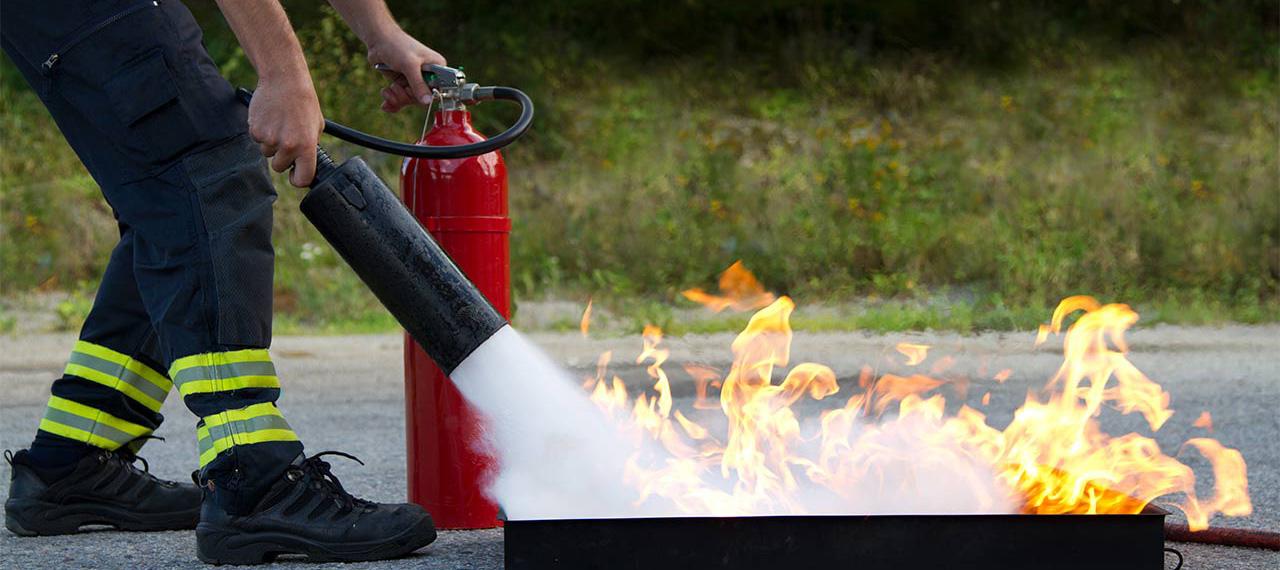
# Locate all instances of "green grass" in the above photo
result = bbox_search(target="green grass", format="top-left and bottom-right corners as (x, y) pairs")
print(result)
(1, 7), (1276, 334)
(509, 47), (1278, 304)
(553, 291), (1280, 337)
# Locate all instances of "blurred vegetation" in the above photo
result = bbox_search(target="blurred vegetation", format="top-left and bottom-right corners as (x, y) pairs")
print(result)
(1, 1), (1277, 332)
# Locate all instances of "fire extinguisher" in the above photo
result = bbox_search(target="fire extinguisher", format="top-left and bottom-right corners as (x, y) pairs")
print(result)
(399, 65), (512, 529)
(238, 63), (531, 530)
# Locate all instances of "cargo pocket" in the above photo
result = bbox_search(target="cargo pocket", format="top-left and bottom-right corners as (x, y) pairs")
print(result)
(103, 49), (201, 164)
(186, 135), (277, 347)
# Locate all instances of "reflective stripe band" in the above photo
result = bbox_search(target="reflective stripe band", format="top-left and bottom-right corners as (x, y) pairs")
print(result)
(173, 361), (277, 385)
(198, 429), (297, 467)
(170, 349), (279, 397)
(204, 401), (285, 427)
(39, 396), (152, 449)
(63, 341), (171, 412)
(71, 341), (170, 388)
(196, 403), (298, 467)
(197, 422), (212, 456)
(66, 354), (168, 407)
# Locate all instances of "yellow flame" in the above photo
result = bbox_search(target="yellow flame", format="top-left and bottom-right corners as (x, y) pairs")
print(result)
(583, 291), (1250, 530)
(895, 343), (930, 366)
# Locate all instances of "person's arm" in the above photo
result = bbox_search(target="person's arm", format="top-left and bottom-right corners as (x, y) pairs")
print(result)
(327, 0), (447, 113)
(215, 0), (323, 187)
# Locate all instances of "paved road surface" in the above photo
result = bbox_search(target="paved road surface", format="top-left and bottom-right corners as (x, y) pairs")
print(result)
(2, 326), (1277, 569)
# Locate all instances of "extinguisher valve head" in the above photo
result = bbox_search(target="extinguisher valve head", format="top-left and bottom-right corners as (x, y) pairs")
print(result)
(426, 64), (482, 110)
(375, 63), (492, 111)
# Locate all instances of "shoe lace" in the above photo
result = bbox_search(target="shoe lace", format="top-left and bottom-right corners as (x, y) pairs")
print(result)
(297, 451), (375, 513)
(111, 435), (166, 474)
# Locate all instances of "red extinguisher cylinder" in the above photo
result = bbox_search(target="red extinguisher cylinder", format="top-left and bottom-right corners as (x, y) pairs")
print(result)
(402, 109), (509, 529)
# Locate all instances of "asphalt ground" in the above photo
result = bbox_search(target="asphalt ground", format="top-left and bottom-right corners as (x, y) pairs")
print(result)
(1, 325), (1277, 569)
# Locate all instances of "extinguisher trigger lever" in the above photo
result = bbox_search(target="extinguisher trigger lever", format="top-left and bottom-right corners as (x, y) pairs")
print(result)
(373, 63), (481, 111)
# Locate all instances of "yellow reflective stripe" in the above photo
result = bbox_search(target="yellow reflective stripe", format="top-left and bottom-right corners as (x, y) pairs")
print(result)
(46, 396), (151, 439)
(39, 396), (152, 449)
(178, 376), (280, 397)
(73, 340), (170, 391)
(196, 403), (298, 467)
(204, 402), (284, 427)
(170, 349), (272, 375)
(63, 341), (170, 412)
(72, 340), (130, 366)
(196, 423), (216, 466)
(199, 446), (217, 467)
(198, 429), (298, 467)
(63, 363), (165, 412)
(227, 428), (297, 445)
(170, 349), (279, 397)
(123, 359), (171, 392)
(39, 418), (118, 449)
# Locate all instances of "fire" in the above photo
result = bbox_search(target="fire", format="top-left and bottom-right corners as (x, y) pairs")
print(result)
(583, 263), (1251, 529)
(1193, 411), (1214, 432)
(681, 261), (776, 312)
(580, 299), (593, 337)
(895, 343), (930, 366)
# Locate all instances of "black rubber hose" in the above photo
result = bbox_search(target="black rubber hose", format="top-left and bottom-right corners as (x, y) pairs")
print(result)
(234, 87), (534, 159)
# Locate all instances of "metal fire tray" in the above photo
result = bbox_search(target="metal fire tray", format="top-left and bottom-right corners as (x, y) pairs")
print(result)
(504, 506), (1169, 569)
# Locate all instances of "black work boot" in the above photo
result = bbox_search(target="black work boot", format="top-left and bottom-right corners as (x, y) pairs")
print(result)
(196, 451), (436, 565)
(4, 448), (202, 536)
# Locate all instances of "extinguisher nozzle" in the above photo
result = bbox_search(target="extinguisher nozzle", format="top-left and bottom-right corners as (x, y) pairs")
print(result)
(312, 146), (339, 187)
(301, 156), (508, 372)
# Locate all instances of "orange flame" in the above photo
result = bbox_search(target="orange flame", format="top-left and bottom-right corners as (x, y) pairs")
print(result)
(1193, 411), (1213, 432)
(580, 299), (593, 337)
(682, 363), (723, 410)
(895, 343), (930, 366)
(584, 290), (1250, 529)
(681, 261), (777, 312)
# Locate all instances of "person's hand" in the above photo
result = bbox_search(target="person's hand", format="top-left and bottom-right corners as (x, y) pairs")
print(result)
(248, 75), (324, 187)
(366, 31), (446, 113)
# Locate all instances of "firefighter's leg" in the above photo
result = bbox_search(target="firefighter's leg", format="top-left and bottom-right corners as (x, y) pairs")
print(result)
(29, 226), (172, 469)
(5, 3), (433, 558)
(1, 27), (202, 536)
(1, 0), (301, 515)
(0, 34), (175, 470)
(3, 223), (206, 537)
(132, 135), (304, 515)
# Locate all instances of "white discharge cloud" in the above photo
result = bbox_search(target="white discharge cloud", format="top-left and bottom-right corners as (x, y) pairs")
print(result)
(449, 325), (1015, 519)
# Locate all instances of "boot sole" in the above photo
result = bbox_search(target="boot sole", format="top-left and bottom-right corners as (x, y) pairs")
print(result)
(196, 515), (437, 565)
(5, 497), (200, 536)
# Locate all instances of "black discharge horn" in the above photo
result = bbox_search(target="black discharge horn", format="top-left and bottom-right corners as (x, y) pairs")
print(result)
(235, 65), (533, 372)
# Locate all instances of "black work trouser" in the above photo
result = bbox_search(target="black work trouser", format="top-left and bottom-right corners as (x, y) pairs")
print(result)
(2, 0), (303, 514)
